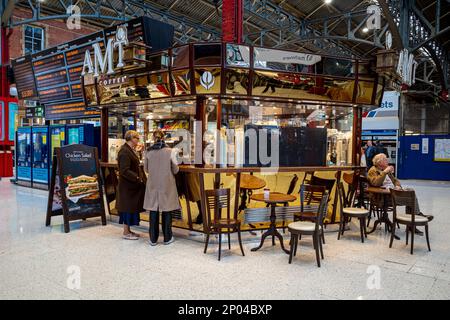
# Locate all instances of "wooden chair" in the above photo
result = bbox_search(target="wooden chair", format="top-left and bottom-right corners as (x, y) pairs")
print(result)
(288, 191), (329, 267)
(298, 184), (327, 244)
(342, 172), (357, 207)
(309, 175), (335, 199)
(337, 182), (370, 243)
(204, 188), (245, 261)
(389, 189), (431, 255)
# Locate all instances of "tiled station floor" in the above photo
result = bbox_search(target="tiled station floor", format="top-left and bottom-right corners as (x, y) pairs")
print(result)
(1, 178), (450, 300)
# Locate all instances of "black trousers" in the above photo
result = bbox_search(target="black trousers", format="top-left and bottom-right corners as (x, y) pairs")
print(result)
(149, 211), (173, 243)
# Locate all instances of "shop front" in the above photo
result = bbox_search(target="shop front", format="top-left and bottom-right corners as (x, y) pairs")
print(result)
(80, 41), (383, 231)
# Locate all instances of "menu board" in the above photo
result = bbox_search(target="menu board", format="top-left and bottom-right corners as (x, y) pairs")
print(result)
(11, 55), (38, 100)
(45, 100), (100, 120)
(46, 144), (107, 233)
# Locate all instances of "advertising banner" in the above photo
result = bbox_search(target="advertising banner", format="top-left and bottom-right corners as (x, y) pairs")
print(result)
(46, 144), (107, 233)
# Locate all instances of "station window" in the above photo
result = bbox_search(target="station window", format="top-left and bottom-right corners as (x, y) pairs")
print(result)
(24, 25), (44, 54)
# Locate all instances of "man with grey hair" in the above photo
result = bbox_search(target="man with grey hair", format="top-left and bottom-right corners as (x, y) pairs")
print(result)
(368, 153), (433, 234)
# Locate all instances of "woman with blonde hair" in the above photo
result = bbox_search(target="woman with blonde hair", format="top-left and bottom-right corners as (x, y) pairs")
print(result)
(116, 130), (146, 240)
(144, 129), (180, 245)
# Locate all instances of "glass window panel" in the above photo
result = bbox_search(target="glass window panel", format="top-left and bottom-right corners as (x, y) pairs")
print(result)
(147, 53), (169, 72)
(84, 84), (98, 106)
(172, 69), (191, 96)
(225, 68), (249, 95)
(320, 77), (355, 102)
(172, 45), (189, 69)
(194, 44), (221, 66)
(374, 79), (384, 106)
(225, 44), (250, 68)
(252, 71), (354, 103)
(356, 81), (375, 104)
(98, 72), (171, 105)
(218, 101), (355, 167)
(24, 26), (33, 37)
(253, 71), (317, 99)
(34, 40), (42, 50)
(34, 27), (42, 37)
(322, 58), (354, 77)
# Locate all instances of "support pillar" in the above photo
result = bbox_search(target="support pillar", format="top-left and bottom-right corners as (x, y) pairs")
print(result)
(101, 108), (108, 162)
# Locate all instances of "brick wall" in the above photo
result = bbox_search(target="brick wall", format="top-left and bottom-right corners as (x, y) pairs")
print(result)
(8, 7), (100, 61)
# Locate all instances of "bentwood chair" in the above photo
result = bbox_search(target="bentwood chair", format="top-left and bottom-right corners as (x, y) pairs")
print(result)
(337, 182), (370, 243)
(297, 184), (327, 244)
(288, 191), (329, 267)
(204, 189), (245, 261)
(389, 189), (431, 255)
(342, 172), (358, 207)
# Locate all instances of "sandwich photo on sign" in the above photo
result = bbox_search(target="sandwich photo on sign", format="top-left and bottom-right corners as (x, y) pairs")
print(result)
(65, 174), (100, 202)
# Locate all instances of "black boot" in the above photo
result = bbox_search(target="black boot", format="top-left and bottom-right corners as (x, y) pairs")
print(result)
(418, 212), (434, 222)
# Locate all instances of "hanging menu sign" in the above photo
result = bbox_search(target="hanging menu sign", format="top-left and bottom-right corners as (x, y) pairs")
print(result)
(46, 144), (107, 233)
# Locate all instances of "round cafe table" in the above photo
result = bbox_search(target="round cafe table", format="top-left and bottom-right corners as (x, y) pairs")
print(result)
(366, 186), (400, 240)
(250, 192), (297, 254)
(238, 174), (266, 211)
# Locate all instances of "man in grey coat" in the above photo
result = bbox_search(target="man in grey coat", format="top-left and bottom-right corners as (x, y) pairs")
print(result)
(144, 129), (180, 245)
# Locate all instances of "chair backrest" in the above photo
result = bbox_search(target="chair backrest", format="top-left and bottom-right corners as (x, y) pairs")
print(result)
(337, 182), (350, 213)
(389, 188), (417, 222)
(310, 175), (335, 199)
(286, 174), (298, 195)
(343, 172), (359, 206)
(301, 171), (315, 185)
(342, 172), (354, 186)
(315, 191), (330, 230)
(300, 184), (326, 212)
(205, 188), (232, 224)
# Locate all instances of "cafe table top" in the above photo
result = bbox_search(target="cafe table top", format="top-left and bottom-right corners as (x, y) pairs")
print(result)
(240, 174), (266, 190)
(251, 192), (297, 204)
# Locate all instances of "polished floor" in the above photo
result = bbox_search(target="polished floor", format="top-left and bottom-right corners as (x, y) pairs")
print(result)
(1, 177), (450, 300)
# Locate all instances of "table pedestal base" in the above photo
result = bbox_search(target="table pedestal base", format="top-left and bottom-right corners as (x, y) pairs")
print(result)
(367, 216), (400, 240)
(251, 226), (290, 254)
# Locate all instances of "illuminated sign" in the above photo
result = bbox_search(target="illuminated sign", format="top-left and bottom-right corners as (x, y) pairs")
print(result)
(81, 25), (129, 77)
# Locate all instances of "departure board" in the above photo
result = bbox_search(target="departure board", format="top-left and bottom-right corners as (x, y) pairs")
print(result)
(11, 55), (38, 100)
(45, 100), (101, 120)
(32, 32), (104, 105)
(12, 17), (174, 120)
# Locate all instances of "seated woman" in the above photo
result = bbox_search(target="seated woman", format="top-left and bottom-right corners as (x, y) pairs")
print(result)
(367, 153), (433, 234)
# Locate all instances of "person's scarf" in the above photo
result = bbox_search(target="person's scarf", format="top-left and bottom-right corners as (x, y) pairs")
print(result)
(150, 140), (167, 150)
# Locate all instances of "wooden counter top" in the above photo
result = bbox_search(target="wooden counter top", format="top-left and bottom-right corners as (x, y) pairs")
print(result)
(177, 165), (363, 173)
(100, 162), (363, 173)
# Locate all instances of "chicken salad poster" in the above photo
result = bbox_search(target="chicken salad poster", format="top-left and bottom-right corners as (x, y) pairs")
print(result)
(59, 144), (103, 215)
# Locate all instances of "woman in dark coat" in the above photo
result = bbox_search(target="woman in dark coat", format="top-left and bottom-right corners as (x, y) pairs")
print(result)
(116, 130), (146, 240)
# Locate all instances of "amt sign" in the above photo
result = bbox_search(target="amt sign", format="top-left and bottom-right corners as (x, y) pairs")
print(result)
(81, 25), (128, 77)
